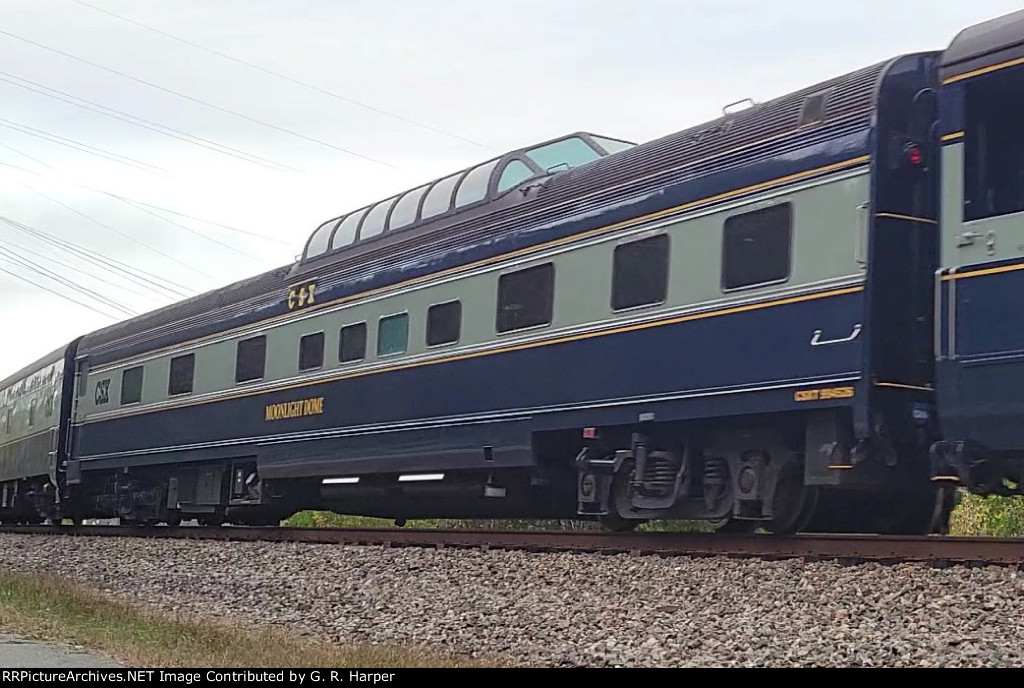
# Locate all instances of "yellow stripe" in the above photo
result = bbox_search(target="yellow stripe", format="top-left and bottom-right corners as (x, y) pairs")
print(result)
(941, 262), (1024, 282)
(828, 465), (854, 470)
(875, 212), (937, 225)
(943, 55), (1024, 84)
(80, 285), (865, 424)
(874, 381), (933, 392)
(94, 155), (873, 368)
(941, 131), (964, 142)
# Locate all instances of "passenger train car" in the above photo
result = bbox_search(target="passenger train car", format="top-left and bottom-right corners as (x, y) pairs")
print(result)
(2, 10), (1023, 534)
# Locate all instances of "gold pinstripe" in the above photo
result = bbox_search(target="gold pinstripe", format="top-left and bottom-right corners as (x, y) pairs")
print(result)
(875, 212), (937, 225)
(78, 284), (866, 425)
(943, 56), (1024, 84)
(90, 155), (873, 366)
(941, 262), (1024, 282)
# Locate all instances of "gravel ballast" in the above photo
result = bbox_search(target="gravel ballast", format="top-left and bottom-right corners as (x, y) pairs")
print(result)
(0, 534), (1022, 667)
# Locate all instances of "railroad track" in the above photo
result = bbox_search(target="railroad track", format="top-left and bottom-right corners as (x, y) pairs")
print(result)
(1, 524), (1022, 567)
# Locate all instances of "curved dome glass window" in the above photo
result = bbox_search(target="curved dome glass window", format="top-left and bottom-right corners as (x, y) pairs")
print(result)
(388, 185), (430, 231)
(590, 135), (635, 154)
(496, 159), (536, 193)
(358, 198), (397, 240)
(330, 209), (368, 249)
(526, 136), (602, 173)
(305, 217), (341, 258)
(420, 173), (462, 220)
(454, 159), (500, 208)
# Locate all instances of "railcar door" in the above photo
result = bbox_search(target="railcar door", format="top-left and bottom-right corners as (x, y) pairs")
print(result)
(935, 12), (1024, 455)
(859, 54), (940, 460)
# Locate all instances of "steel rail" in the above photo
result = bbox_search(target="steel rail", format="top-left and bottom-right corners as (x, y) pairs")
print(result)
(0, 525), (1021, 567)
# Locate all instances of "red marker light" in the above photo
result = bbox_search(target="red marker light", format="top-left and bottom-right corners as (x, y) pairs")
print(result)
(903, 143), (924, 166)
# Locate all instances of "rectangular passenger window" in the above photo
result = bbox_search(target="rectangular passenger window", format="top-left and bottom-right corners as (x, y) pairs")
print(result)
(612, 234), (669, 310)
(168, 354), (195, 395)
(964, 70), (1024, 221)
(299, 332), (325, 371)
(120, 366), (144, 405)
(496, 263), (554, 333)
(722, 203), (792, 290)
(339, 323), (367, 363)
(427, 301), (462, 346)
(377, 313), (409, 356)
(235, 336), (267, 383)
(28, 399), (36, 427)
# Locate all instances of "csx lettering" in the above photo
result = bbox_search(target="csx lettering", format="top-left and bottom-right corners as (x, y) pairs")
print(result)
(287, 283), (317, 310)
(794, 386), (855, 402)
(265, 397), (324, 421)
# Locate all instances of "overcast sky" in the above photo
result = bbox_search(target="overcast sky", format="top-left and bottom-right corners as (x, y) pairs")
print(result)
(1, 0), (1020, 378)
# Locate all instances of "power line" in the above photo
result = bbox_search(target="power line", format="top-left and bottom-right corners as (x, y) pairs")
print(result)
(0, 28), (397, 168)
(0, 244), (136, 317)
(0, 70), (298, 172)
(0, 144), (219, 280)
(0, 143), (283, 267)
(0, 260), (120, 320)
(2, 229), (168, 305)
(66, 0), (491, 151)
(0, 211), (193, 299)
(0, 116), (166, 173)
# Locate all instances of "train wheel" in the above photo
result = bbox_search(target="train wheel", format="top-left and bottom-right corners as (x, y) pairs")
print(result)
(766, 462), (818, 535)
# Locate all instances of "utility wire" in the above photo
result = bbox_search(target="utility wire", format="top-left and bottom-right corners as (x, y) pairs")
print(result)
(0, 29), (397, 168)
(67, 0), (491, 151)
(0, 244), (137, 317)
(0, 70), (297, 172)
(0, 138), (295, 248)
(0, 211), (193, 299)
(2, 231), (167, 304)
(0, 260), (120, 320)
(0, 143), (219, 280)
(0, 117), (167, 173)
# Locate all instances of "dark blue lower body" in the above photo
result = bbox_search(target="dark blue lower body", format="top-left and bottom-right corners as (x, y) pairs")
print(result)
(73, 287), (867, 478)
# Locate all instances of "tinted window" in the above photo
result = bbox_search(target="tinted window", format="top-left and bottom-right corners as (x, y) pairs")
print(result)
(339, 323), (367, 363)
(427, 301), (462, 346)
(454, 160), (499, 208)
(121, 366), (144, 405)
(389, 185), (429, 230)
(358, 199), (396, 240)
(722, 203), (792, 290)
(591, 135), (635, 154)
(420, 173), (461, 220)
(496, 263), (555, 333)
(526, 137), (600, 173)
(168, 354), (195, 395)
(331, 210), (367, 249)
(235, 336), (267, 383)
(497, 160), (535, 193)
(964, 70), (1024, 221)
(299, 332), (325, 371)
(305, 218), (340, 258)
(378, 313), (409, 356)
(612, 234), (669, 310)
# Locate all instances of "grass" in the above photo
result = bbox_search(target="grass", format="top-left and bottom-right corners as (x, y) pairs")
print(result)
(0, 573), (496, 668)
(284, 510), (716, 533)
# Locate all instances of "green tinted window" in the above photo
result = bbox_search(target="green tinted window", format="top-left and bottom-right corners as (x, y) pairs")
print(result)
(591, 135), (635, 154)
(420, 173), (461, 220)
(377, 314), (409, 356)
(497, 160), (535, 193)
(526, 137), (601, 173)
